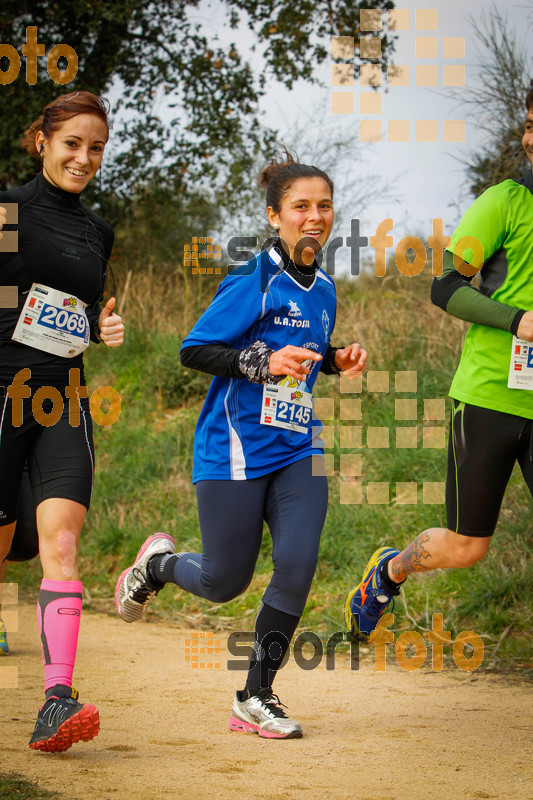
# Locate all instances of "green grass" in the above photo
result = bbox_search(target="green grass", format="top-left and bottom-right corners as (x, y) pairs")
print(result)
(0, 774), (69, 800)
(8, 269), (532, 668)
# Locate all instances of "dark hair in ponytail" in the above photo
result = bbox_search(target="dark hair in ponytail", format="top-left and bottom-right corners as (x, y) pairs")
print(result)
(258, 147), (334, 212)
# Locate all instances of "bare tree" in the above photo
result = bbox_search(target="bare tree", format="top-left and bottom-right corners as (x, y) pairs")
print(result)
(451, 4), (532, 195)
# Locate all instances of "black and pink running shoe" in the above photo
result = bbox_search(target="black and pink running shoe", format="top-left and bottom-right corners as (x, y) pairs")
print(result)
(29, 684), (99, 753)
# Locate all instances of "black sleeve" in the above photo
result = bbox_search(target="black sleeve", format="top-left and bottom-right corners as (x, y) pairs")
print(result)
(86, 300), (102, 343)
(180, 343), (244, 378)
(86, 219), (114, 344)
(181, 342), (343, 379)
(430, 250), (474, 311)
(319, 343), (341, 375)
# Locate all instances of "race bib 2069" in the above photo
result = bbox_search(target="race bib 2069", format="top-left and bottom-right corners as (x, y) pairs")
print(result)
(12, 283), (89, 358)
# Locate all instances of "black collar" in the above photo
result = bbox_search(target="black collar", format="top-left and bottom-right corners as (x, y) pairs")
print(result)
(36, 170), (82, 207)
(272, 239), (319, 288)
(517, 168), (533, 193)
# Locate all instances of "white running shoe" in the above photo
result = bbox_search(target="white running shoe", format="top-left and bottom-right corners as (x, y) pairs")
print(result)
(229, 688), (303, 739)
(115, 533), (175, 623)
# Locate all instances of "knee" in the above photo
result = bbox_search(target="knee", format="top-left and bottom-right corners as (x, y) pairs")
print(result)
(202, 572), (252, 604)
(43, 528), (79, 577)
(445, 532), (489, 567)
(275, 557), (318, 598)
(205, 587), (241, 603)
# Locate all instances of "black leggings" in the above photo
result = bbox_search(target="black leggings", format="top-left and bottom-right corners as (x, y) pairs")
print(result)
(447, 400), (533, 536)
(6, 466), (39, 561)
(0, 389), (94, 528)
(173, 456), (329, 617)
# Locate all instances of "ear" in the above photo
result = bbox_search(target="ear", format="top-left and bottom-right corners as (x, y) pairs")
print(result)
(266, 205), (280, 230)
(35, 131), (45, 156)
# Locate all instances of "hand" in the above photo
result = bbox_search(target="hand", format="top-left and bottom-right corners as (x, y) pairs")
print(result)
(269, 346), (322, 380)
(98, 297), (124, 347)
(516, 311), (533, 342)
(334, 343), (367, 378)
(0, 206), (6, 240)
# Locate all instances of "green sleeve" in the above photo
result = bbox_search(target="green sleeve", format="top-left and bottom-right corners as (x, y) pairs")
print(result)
(431, 183), (525, 334)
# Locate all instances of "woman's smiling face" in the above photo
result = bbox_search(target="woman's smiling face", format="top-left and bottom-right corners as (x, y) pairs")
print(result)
(36, 113), (108, 194)
(267, 176), (334, 264)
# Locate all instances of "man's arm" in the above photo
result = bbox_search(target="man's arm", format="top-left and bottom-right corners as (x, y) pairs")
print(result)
(431, 249), (525, 335)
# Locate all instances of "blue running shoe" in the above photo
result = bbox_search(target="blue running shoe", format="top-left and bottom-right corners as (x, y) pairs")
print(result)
(0, 618), (8, 655)
(345, 547), (401, 641)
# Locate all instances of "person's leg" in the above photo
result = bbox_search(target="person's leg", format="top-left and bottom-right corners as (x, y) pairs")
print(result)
(0, 557), (10, 654)
(0, 399), (32, 657)
(27, 396), (99, 752)
(162, 478), (268, 600)
(386, 528), (491, 582)
(116, 476), (269, 622)
(516, 418), (533, 498)
(0, 523), (16, 659)
(7, 465), (40, 562)
(0, 525), (17, 564)
(386, 402), (522, 581)
(30, 394), (95, 680)
(28, 497), (98, 752)
(346, 402), (522, 640)
(35, 498), (85, 682)
(245, 456), (328, 692)
(0, 471), (40, 655)
(230, 456), (328, 739)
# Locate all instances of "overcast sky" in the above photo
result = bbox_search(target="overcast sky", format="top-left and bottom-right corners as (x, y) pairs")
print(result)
(149, 0), (532, 271)
(260, 0), (531, 249)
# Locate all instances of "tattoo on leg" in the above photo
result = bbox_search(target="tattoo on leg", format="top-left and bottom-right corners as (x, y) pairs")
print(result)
(390, 533), (433, 581)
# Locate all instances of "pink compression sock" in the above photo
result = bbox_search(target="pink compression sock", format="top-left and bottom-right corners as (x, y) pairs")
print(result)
(37, 578), (83, 693)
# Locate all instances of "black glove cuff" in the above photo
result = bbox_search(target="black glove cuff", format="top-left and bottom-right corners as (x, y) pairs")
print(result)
(329, 347), (342, 375)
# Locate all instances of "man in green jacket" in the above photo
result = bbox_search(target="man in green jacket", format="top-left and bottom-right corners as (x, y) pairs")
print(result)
(346, 80), (533, 640)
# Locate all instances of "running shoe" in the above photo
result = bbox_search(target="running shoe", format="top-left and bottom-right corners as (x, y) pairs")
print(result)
(344, 546), (401, 641)
(29, 684), (99, 753)
(229, 688), (303, 739)
(115, 533), (175, 623)
(0, 618), (9, 655)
